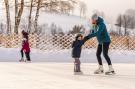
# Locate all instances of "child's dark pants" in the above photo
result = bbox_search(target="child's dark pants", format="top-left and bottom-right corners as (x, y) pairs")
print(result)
(74, 58), (81, 72)
(21, 50), (24, 59)
(21, 50), (31, 61)
(25, 52), (31, 61)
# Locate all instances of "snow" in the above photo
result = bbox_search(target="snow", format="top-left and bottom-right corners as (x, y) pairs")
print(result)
(0, 63), (135, 89)
(0, 48), (135, 63)
(38, 12), (89, 32)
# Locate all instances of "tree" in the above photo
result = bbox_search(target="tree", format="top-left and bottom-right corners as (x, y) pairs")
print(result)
(116, 10), (135, 36)
(34, 0), (42, 33)
(125, 9), (135, 29)
(116, 14), (122, 35)
(39, 0), (76, 14)
(59, 0), (75, 14)
(68, 25), (81, 34)
(79, 1), (87, 17)
(50, 23), (57, 35)
(14, 0), (24, 34)
(2, 0), (79, 34)
(4, 0), (12, 34)
(28, 0), (34, 33)
(131, 16), (135, 29)
(0, 22), (6, 34)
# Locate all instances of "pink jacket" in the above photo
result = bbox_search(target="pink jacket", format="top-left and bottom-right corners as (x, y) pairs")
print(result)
(22, 40), (30, 52)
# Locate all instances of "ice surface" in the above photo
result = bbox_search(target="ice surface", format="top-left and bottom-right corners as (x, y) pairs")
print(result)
(0, 63), (135, 89)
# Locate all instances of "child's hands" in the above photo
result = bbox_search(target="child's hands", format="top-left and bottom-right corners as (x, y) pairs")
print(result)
(24, 49), (26, 52)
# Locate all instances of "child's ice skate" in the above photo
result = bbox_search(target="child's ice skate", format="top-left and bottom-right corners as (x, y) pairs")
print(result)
(94, 65), (104, 74)
(25, 60), (31, 63)
(105, 65), (115, 75)
(19, 58), (24, 62)
(74, 63), (83, 75)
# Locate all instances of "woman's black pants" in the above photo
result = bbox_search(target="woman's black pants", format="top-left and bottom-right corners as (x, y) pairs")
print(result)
(96, 42), (112, 65)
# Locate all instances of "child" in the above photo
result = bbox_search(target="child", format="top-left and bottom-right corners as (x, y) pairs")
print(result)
(72, 34), (89, 73)
(20, 30), (31, 62)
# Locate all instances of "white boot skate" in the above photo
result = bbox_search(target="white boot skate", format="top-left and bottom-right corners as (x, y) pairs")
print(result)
(94, 65), (104, 74)
(105, 65), (115, 75)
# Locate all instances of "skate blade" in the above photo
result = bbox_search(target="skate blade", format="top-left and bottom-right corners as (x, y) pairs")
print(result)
(94, 71), (104, 74)
(19, 60), (24, 62)
(105, 71), (116, 75)
(25, 61), (31, 63)
(74, 72), (83, 75)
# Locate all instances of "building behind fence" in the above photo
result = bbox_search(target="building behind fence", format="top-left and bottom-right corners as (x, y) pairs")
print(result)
(0, 34), (135, 53)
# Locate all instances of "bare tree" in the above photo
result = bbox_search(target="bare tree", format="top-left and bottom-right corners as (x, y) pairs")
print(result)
(28, 0), (34, 33)
(125, 9), (135, 29)
(116, 14), (122, 35)
(116, 10), (135, 36)
(50, 23), (57, 35)
(34, 0), (42, 33)
(122, 15), (127, 35)
(79, 1), (87, 17)
(131, 16), (135, 29)
(4, 0), (12, 34)
(14, 0), (18, 34)
(0, 22), (6, 34)
(41, 0), (76, 14)
(123, 9), (135, 35)
(14, 0), (24, 34)
(123, 15), (132, 36)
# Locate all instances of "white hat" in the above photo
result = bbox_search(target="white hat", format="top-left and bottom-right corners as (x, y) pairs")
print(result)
(92, 13), (98, 20)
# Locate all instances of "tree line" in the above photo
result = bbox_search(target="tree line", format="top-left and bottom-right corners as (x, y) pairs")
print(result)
(3, 0), (87, 34)
(115, 9), (135, 36)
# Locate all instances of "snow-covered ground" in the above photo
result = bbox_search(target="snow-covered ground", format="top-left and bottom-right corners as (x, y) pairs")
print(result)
(0, 48), (135, 63)
(38, 12), (89, 32)
(0, 63), (135, 89)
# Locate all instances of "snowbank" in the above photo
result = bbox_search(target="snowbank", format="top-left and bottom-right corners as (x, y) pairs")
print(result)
(0, 48), (135, 63)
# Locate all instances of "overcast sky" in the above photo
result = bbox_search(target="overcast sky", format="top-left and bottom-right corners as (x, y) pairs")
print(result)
(80, 0), (135, 23)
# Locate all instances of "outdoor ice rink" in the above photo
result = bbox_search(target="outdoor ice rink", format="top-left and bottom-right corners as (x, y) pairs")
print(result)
(0, 62), (135, 89)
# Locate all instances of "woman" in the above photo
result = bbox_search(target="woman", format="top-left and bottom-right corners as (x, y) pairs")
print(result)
(87, 14), (115, 75)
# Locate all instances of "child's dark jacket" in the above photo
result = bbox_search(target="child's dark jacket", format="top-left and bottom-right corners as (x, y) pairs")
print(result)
(72, 36), (89, 58)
